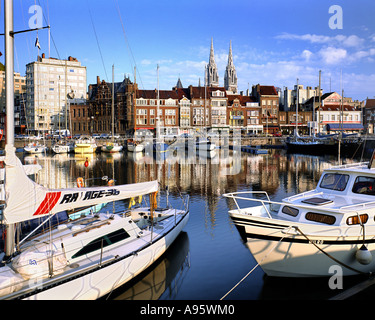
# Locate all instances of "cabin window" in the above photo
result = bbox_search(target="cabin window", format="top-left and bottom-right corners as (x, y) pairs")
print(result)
(72, 229), (130, 259)
(281, 206), (299, 217)
(305, 212), (336, 225)
(320, 173), (349, 191)
(347, 214), (368, 225)
(352, 176), (375, 195)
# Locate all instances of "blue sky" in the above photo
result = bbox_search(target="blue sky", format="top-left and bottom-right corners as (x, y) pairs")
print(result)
(2, 0), (375, 101)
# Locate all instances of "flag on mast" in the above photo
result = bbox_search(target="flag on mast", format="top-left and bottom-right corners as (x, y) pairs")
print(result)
(35, 36), (41, 50)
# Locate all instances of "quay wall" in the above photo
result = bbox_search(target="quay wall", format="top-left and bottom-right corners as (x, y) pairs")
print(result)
(5, 136), (375, 155)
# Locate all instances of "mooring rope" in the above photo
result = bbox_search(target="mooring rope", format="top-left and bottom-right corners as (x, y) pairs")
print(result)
(220, 226), (293, 300)
(221, 225), (372, 299)
(293, 226), (370, 276)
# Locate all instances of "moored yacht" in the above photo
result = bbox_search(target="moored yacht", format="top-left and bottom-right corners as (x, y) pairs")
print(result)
(224, 153), (375, 277)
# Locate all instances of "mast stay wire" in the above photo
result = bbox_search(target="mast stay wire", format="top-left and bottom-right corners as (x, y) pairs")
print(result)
(113, 0), (144, 90)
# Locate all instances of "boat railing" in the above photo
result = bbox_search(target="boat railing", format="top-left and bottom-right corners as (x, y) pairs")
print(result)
(339, 200), (375, 212)
(223, 191), (367, 218)
(223, 191), (276, 218)
(284, 190), (323, 202)
(328, 162), (369, 170)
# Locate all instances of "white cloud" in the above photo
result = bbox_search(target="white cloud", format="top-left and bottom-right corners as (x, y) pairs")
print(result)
(301, 50), (313, 61)
(319, 47), (347, 65)
(276, 33), (364, 48)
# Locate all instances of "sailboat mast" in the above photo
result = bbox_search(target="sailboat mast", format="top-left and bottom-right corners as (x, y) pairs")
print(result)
(4, 0), (15, 258)
(112, 64), (114, 140)
(156, 64), (160, 141)
(296, 78), (299, 136)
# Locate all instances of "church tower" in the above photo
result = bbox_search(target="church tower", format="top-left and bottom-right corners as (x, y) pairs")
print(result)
(205, 38), (219, 87)
(224, 41), (238, 93)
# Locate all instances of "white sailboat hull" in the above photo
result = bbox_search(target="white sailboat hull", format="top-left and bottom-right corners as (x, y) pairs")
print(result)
(24, 145), (47, 154)
(101, 144), (123, 153)
(52, 144), (73, 154)
(4, 211), (189, 300)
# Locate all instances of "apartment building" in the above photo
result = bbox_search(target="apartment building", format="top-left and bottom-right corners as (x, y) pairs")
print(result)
(252, 84), (280, 134)
(0, 67), (27, 134)
(317, 92), (363, 133)
(26, 54), (86, 133)
(135, 89), (180, 136)
(227, 95), (262, 133)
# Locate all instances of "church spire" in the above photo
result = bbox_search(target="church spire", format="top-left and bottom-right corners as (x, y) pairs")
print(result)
(205, 38), (219, 87)
(224, 40), (238, 93)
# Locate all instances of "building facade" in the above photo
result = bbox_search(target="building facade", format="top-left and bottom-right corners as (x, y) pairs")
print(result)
(227, 95), (261, 133)
(26, 54), (86, 134)
(252, 84), (280, 134)
(317, 92), (362, 133)
(0, 67), (27, 134)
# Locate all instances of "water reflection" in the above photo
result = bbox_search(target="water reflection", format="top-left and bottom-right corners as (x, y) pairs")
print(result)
(105, 232), (190, 300)
(16, 149), (370, 299)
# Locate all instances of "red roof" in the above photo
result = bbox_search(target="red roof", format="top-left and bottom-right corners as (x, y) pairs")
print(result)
(259, 85), (277, 96)
(319, 104), (357, 111)
(227, 95), (256, 105)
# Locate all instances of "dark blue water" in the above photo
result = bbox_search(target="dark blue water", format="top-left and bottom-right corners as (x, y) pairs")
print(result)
(21, 149), (370, 300)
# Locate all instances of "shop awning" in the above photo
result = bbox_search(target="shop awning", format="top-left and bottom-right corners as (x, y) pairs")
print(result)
(326, 123), (364, 131)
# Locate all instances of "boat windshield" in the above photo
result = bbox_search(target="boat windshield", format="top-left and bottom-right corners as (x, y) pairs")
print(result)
(352, 176), (375, 195)
(320, 173), (349, 191)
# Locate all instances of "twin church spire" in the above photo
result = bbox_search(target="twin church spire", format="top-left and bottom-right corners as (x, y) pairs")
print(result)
(205, 38), (237, 93)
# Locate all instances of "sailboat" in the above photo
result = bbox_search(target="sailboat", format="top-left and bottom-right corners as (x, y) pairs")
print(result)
(74, 135), (97, 154)
(285, 78), (322, 154)
(101, 65), (123, 153)
(0, 1), (189, 300)
(24, 137), (48, 154)
(153, 65), (169, 155)
(52, 142), (74, 154)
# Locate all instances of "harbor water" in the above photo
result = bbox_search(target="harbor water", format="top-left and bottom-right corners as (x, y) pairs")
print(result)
(20, 148), (372, 300)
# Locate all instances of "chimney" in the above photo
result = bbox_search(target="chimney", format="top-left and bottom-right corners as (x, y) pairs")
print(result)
(42, 53), (45, 59)
(97, 76), (100, 85)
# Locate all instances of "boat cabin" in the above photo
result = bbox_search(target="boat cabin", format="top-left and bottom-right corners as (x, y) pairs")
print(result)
(278, 163), (375, 227)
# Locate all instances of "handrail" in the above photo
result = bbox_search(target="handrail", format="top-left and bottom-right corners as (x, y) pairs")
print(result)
(327, 162), (369, 170)
(284, 190), (322, 201)
(222, 191), (370, 214)
(339, 199), (375, 211)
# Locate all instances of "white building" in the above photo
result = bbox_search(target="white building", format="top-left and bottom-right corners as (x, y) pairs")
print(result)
(282, 84), (322, 111)
(210, 89), (228, 132)
(317, 92), (363, 133)
(26, 54), (87, 133)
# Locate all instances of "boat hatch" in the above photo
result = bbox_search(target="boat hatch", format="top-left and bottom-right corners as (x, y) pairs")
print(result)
(301, 197), (333, 205)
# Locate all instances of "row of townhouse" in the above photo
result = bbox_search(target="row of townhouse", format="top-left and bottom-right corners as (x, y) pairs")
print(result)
(69, 76), (365, 137)
(70, 77), (271, 136)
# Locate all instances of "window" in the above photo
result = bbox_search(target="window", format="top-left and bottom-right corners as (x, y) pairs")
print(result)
(281, 206), (299, 217)
(347, 214), (368, 225)
(72, 229), (130, 259)
(306, 212), (336, 225)
(352, 176), (375, 195)
(320, 173), (349, 191)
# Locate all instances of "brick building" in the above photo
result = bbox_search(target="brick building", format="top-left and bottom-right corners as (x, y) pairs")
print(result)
(252, 84), (279, 134)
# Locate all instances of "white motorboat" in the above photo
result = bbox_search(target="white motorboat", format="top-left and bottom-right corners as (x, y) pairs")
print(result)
(224, 154), (375, 278)
(0, 144), (189, 299)
(24, 142), (47, 154)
